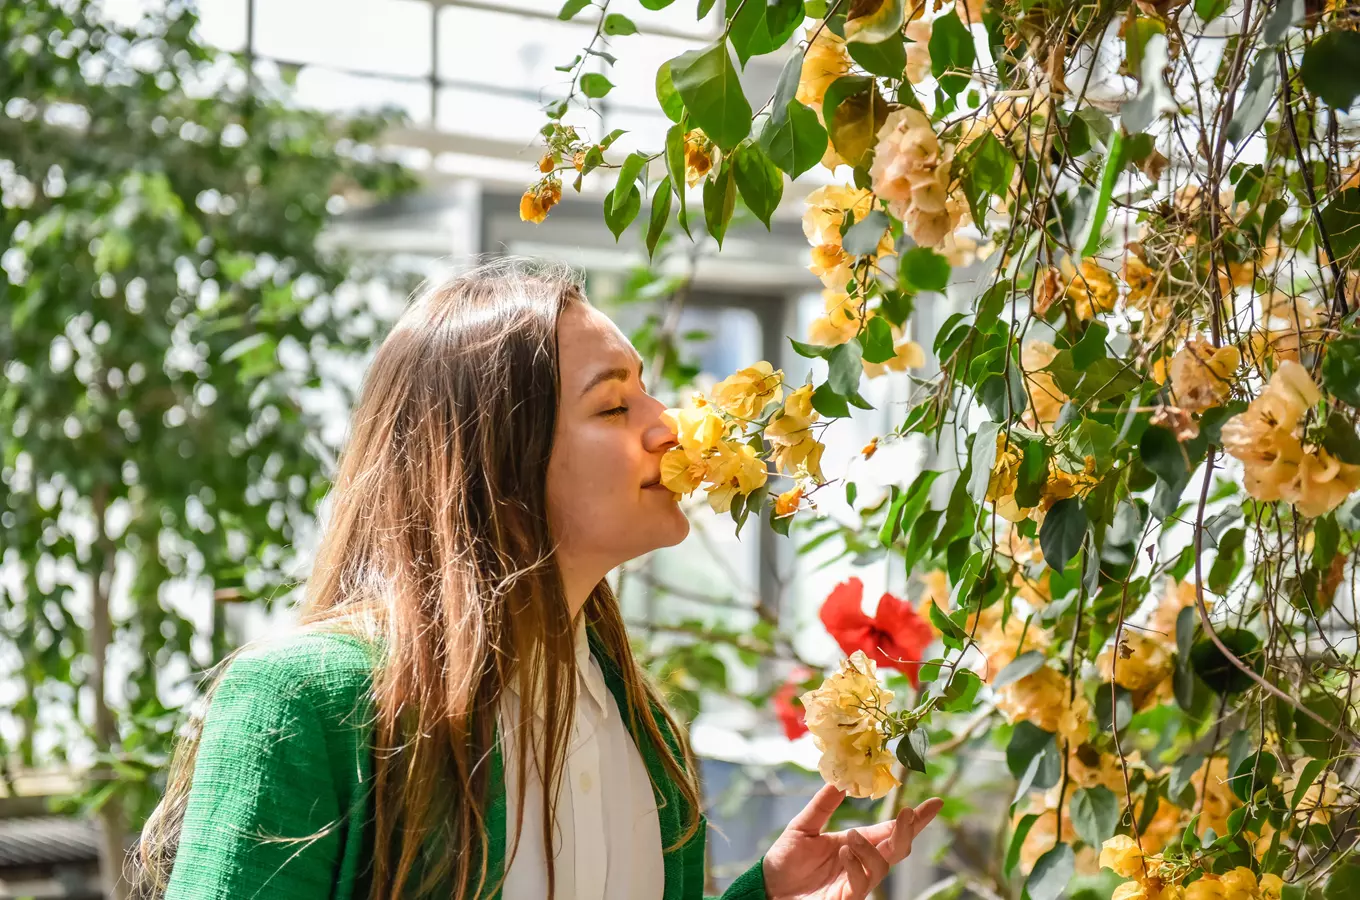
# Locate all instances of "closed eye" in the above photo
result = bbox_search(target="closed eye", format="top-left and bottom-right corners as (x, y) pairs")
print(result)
(602, 405), (629, 418)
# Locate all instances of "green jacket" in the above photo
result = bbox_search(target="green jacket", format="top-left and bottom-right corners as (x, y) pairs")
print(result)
(165, 630), (768, 900)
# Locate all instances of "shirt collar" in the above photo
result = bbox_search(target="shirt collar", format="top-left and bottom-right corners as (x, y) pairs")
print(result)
(506, 616), (610, 722)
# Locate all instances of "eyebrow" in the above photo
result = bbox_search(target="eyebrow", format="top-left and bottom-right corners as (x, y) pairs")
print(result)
(580, 357), (646, 398)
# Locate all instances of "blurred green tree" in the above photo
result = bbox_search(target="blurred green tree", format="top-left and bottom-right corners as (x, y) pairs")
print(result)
(0, 2), (417, 894)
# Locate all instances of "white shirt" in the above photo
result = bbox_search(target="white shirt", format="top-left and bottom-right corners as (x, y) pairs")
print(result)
(498, 619), (665, 900)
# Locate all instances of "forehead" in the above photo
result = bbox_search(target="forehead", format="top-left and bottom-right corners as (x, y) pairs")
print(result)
(557, 302), (641, 382)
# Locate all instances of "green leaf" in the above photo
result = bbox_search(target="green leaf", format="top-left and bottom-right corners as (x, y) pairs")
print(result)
(732, 140), (783, 228)
(603, 183), (642, 240)
(928, 10), (975, 97)
(1014, 439), (1049, 508)
(656, 62), (685, 122)
(1263, 0), (1303, 45)
(1189, 628), (1261, 695)
(580, 73), (614, 98)
(895, 727), (930, 773)
(968, 421), (1001, 505)
(612, 152), (648, 216)
(1026, 844), (1075, 900)
(646, 176), (673, 258)
(759, 100), (827, 178)
(822, 76), (888, 167)
(900, 247), (951, 291)
(1302, 30), (1360, 111)
(845, 0), (904, 44)
(670, 44), (753, 151)
(1071, 321), (1109, 369)
(603, 12), (637, 33)
(861, 315), (896, 364)
(969, 132), (1014, 196)
(703, 158), (737, 246)
(1140, 424), (1190, 493)
(1039, 498), (1086, 571)
(1006, 720), (1057, 779)
(767, 52), (803, 129)
(790, 337), (834, 359)
(827, 338), (864, 395)
(1122, 33), (1171, 134)
(1227, 52), (1280, 146)
(1326, 864), (1360, 900)
(665, 123), (691, 235)
(558, 0), (591, 19)
(993, 650), (1046, 689)
(1290, 758), (1328, 811)
(728, 0), (804, 65)
(1006, 814), (1040, 877)
(811, 382), (852, 418)
(941, 669), (982, 711)
(929, 601), (969, 647)
(1079, 131), (1124, 258)
(641, 0), (677, 9)
(842, 209), (890, 255)
(1319, 189), (1360, 269)
(1194, 0), (1229, 22)
(1071, 787), (1119, 849)
(847, 34), (907, 79)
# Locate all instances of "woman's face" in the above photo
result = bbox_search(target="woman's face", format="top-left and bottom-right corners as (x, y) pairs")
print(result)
(546, 301), (690, 583)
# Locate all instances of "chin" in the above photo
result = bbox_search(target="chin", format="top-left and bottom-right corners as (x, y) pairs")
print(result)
(645, 504), (691, 551)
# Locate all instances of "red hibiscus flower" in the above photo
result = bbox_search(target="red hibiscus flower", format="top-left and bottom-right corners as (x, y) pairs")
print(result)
(819, 576), (934, 687)
(772, 669), (811, 741)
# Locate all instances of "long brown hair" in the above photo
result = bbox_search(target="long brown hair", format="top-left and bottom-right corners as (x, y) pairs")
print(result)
(129, 256), (702, 899)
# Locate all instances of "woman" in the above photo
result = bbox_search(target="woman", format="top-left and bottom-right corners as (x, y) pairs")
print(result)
(132, 257), (941, 900)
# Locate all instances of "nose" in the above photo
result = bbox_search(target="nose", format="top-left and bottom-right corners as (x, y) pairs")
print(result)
(641, 395), (678, 454)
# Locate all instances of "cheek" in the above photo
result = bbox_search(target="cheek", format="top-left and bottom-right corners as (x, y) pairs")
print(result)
(547, 428), (635, 526)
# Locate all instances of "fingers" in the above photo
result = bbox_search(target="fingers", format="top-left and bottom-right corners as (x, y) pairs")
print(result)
(838, 845), (869, 898)
(876, 797), (944, 865)
(787, 783), (846, 835)
(849, 829), (890, 884)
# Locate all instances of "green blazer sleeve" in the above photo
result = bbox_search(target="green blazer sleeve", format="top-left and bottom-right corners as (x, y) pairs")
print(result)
(681, 815), (767, 900)
(165, 634), (374, 900)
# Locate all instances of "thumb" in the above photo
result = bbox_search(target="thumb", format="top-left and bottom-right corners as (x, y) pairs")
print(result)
(787, 784), (846, 835)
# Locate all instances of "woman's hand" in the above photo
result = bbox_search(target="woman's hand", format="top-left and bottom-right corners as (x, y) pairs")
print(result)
(761, 785), (943, 900)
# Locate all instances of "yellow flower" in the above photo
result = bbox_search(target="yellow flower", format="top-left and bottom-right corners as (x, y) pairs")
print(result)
(519, 177), (562, 223)
(1169, 338), (1239, 413)
(1219, 868), (1257, 898)
(764, 385), (826, 481)
(774, 485), (803, 517)
(1258, 874), (1285, 900)
(808, 290), (862, 345)
(1099, 835), (1145, 879)
(1123, 247), (1170, 323)
(1062, 258), (1118, 320)
(904, 20), (932, 83)
(863, 326), (926, 378)
(800, 651), (898, 799)
(1222, 361), (1360, 515)
(1099, 632), (1174, 695)
(1284, 767), (1340, 825)
(705, 440), (768, 513)
(1194, 757), (1240, 839)
(870, 107), (960, 248)
(1150, 579), (1204, 646)
(803, 185), (892, 288)
(683, 129), (716, 187)
(996, 664), (1090, 745)
(658, 406), (727, 495)
(712, 361), (783, 420)
(1021, 341), (1069, 432)
(538, 153), (555, 173)
(975, 612), (1050, 679)
(1184, 878), (1226, 900)
(796, 25), (850, 112)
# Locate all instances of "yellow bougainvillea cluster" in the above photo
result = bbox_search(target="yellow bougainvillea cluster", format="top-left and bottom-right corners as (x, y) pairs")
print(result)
(1222, 360), (1360, 517)
(659, 361), (826, 517)
(802, 184), (895, 291)
(799, 650), (898, 798)
(985, 431), (1099, 524)
(1099, 835), (1285, 900)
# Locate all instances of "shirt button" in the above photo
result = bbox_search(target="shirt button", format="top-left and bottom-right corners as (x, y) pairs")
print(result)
(579, 772), (593, 793)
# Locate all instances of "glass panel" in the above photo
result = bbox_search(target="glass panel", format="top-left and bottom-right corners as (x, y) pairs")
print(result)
(292, 66), (434, 126)
(196, 0), (248, 52)
(254, 0), (433, 78)
(600, 108), (671, 157)
(605, 33), (698, 109)
(436, 85), (561, 141)
(437, 7), (598, 93)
